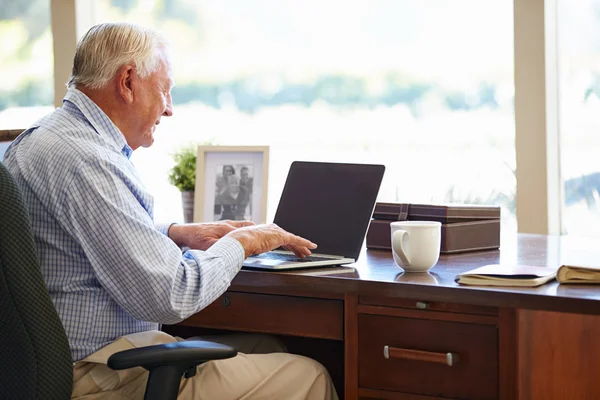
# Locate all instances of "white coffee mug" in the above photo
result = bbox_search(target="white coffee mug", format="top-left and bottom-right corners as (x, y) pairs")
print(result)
(391, 221), (441, 272)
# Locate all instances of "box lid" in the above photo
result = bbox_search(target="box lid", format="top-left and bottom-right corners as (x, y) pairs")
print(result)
(372, 202), (501, 223)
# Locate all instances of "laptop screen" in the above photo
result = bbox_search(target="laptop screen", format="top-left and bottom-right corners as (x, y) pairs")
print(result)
(273, 161), (385, 260)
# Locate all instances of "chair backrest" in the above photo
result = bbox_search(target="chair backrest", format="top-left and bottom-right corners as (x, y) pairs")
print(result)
(0, 162), (73, 399)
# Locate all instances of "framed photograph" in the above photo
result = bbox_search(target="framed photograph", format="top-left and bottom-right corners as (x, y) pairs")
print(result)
(194, 146), (269, 224)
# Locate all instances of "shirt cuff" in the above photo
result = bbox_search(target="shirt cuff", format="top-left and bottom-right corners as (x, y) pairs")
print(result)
(156, 223), (176, 237)
(205, 236), (246, 273)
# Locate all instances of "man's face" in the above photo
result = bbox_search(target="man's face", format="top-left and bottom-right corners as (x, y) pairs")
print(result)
(241, 168), (248, 181)
(132, 47), (174, 149)
(227, 175), (240, 195)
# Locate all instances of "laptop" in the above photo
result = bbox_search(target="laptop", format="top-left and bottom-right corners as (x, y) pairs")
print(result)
(243, 161), (385, 270)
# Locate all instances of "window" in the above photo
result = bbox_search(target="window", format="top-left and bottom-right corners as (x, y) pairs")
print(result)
(0, 0), (54, 130)
(558, 0), (600, 236)
(90, 0), (516, 227)
(0, 142), (10, 161)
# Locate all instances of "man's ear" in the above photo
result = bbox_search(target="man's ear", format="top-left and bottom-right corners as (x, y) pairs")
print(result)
(116, 64), (136, 104)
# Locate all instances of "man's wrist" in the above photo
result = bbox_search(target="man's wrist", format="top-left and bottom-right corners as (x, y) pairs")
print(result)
(167, 223), (187, 247)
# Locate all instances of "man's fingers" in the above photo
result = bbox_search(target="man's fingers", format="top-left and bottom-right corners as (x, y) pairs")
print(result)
(232, 220), (255, 227)
(224, 220), (255, 228)
(282, 234), (317, 257)
(297, 246), (313, 257)
(226, 223), (317, 258)
(288, 234), (317, 250)
(283, 244), (312, 258)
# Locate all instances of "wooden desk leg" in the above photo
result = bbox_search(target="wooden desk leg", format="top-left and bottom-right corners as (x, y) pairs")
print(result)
(345, 293), (359, 400)
(499, 308), (518, 400)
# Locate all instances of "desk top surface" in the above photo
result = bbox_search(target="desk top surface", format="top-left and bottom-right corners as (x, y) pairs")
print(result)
(232, 234), (600, 315)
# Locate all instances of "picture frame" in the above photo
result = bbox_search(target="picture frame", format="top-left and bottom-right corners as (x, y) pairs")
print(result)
(194, 146), (269, 224)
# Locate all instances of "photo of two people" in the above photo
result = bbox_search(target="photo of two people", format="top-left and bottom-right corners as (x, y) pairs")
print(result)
(213, 164), (254, 221)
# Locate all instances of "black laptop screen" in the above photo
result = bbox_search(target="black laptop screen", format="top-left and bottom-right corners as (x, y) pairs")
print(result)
(272, 161), (385, 260)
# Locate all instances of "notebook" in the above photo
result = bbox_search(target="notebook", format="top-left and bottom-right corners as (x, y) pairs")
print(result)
(557, 264), (600, 284)
(243, 161), (385, 270)
(455, 264), (557, 287)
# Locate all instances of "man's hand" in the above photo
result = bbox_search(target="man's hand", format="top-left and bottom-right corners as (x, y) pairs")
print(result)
(225, 223), (317, 258)
(168, 220), (254, 250)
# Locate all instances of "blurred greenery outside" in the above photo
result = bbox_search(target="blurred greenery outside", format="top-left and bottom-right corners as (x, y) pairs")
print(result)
(2, 0), (600, 233)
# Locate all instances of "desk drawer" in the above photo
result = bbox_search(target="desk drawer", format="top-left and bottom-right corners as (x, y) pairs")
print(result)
(179, 291), (344, 340)
(359, 295), (498, 316)
(358, 314), (498, 399)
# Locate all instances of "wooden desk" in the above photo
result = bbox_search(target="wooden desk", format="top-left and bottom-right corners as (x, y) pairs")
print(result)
(167, 234), (600, 399)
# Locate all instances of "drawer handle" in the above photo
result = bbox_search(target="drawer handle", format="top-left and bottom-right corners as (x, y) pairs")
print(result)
(383, 345), (460, 367)
(415, 301), (428, 309)
(221, 295), (231, 307)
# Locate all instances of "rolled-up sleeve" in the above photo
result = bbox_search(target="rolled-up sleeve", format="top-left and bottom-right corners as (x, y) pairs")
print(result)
(61, 156), (244, 324)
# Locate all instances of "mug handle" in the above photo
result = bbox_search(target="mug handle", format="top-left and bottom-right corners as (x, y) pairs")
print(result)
(392, 229), (411, 266)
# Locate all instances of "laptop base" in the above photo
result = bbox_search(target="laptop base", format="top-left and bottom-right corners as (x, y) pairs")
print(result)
(243, 252), (355, 271)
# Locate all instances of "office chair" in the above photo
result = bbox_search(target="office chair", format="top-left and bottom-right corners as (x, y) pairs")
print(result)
(0, 162), (237, 400)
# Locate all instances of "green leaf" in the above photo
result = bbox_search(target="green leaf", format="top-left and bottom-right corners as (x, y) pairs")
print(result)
(167, 145), (197, 191)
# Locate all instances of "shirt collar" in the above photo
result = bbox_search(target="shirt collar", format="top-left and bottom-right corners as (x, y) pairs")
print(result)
(62, 88), (134, 159)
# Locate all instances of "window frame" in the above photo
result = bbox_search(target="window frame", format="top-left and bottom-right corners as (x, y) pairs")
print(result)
(513, 0), (563, 234)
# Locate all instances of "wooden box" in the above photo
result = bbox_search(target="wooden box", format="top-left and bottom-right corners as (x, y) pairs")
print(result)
(366, 203), (501, 254)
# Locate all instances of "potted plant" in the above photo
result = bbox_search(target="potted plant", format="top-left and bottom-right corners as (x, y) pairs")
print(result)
(168, 145), (196, 223)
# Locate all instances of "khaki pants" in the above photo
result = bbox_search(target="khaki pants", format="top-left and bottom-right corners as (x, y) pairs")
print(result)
(72, 330), (338, 400)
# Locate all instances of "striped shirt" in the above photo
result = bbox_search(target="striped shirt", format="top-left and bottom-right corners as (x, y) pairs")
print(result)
(4, 88), (244, 362)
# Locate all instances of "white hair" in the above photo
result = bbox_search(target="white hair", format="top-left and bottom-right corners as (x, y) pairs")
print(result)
(67, 22), (169, 90)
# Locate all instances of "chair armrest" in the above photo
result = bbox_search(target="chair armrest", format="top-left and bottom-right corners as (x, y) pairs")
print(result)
(107, 340), (237, 371)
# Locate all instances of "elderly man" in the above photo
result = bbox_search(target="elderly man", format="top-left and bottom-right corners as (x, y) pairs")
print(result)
(4, 22), (337, 400)
(216, 174), (250, 220)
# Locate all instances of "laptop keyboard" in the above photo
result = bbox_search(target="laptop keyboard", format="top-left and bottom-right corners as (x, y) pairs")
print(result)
(253, 252), (336, 263)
